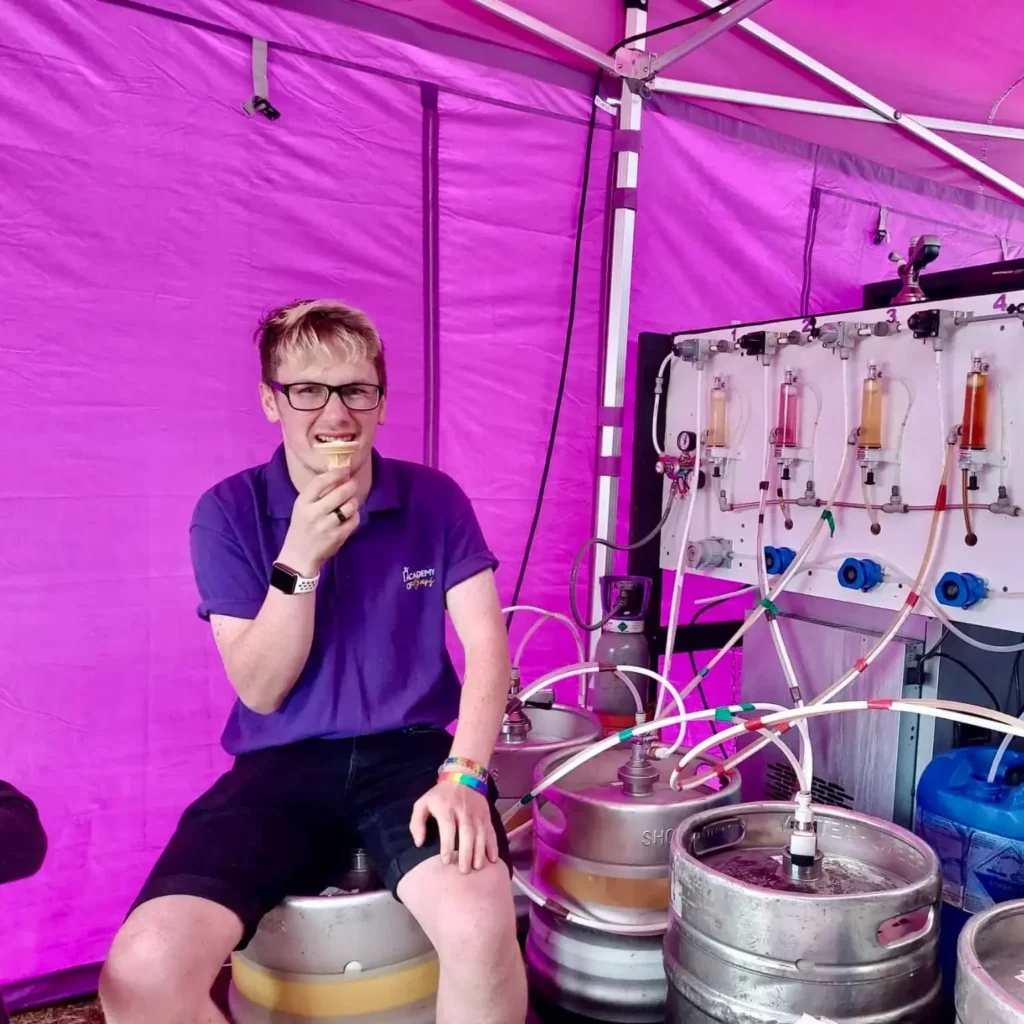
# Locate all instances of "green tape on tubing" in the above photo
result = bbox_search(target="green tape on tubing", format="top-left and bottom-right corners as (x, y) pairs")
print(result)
(760, 596), (780, 616)
(618, 727), (634, 742)
(714, 707), (734, 723)
(740, 702), (756, 711)
(821, 509), (836, 536)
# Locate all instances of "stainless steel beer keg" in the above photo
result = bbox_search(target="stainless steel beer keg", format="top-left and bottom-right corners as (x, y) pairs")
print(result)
(229, 853), (437, 1024)
(666, 801), (943, 1023)
(955, 898), (1024, 1023)
(491, 696), (602, 929)
(526, 739), (741, 1022)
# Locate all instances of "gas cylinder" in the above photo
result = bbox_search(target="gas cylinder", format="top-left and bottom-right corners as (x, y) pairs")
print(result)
(590, 576), (652, 737)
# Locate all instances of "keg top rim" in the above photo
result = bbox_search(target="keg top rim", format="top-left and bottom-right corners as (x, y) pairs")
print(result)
(276, 886), (394, 909)
(534, 744), (741, 806)
(958, 899), (1024, 1013)
(673, 800), (940, 900)
(494, 703), (603, 753)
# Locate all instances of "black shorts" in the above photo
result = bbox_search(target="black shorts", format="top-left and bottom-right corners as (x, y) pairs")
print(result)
(130, 726), (512, 947)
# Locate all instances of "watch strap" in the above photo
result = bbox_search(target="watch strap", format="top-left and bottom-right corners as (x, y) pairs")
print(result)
(271, 562), (320, 595)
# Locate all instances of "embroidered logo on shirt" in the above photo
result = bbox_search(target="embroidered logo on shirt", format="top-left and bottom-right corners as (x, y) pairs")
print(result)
(403, 566), (436, 591)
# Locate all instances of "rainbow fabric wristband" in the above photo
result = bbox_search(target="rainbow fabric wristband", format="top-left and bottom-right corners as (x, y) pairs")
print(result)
(440, 756), (488, 781)
(438, 771), (488, 796)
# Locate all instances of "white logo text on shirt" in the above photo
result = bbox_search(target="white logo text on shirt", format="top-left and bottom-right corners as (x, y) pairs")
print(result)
(403, 566), (436, 591)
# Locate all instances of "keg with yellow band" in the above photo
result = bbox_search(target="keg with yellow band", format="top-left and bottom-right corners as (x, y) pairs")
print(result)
(230, 950), (438, 1022)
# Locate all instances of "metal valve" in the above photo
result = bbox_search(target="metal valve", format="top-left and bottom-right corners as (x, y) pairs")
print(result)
(618, 739), (659, 798)
(685, 537), (734, 570)
(989, 486), (1022, 517)
(889, 235), (941, 303)
(502, 667), (532, 744)
(784, 792), (822, 881)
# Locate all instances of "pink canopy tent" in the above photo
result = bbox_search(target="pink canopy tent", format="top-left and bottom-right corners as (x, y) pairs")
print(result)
(2, 0), (1023, 1010)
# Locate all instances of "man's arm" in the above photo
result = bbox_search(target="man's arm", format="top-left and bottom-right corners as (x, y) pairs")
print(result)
(409, 567), (509, 871)
(445, 568), (510, 768)
(199, 468), (361, 714)
(209, 593), (316, 714)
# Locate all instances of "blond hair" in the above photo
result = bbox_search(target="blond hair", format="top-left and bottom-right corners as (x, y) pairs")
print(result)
(256, 299), (386, 390)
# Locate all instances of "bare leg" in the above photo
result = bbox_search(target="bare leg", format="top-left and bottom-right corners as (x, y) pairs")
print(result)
(99, 895), (243, 1024)
(398, 857), (527, 1024)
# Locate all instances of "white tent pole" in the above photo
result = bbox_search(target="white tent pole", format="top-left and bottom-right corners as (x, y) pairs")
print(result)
(653, 78), (1024, 142)
(463, 0), (618, 73)
(650, 0), (776, 75)
(907, 117), (1024, 143)
(689, 0), (1024, 203)
(588, 6), (647, 656)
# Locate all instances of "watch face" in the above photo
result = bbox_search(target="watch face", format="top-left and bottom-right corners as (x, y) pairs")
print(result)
(270, 564), (297, 595)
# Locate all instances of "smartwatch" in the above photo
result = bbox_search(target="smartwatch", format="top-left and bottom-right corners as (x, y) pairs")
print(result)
(270, 562), (320, 595)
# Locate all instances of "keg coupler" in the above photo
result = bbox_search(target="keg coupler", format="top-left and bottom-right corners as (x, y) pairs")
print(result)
(502, 667), (533, 744)
(618, 738), (659, 798)
(785, 790), (822, 881)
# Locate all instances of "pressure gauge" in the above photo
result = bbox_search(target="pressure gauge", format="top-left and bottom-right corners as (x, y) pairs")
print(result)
(676, 430), (697, 453)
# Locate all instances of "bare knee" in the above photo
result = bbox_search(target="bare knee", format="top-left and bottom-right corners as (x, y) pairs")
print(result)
(424, 865), (517, 962)
(100, 896), (241, 1024)
(100, 925), (176, 1012)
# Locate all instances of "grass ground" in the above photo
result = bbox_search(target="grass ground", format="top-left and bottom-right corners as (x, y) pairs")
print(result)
(12, 999), (104, 1023)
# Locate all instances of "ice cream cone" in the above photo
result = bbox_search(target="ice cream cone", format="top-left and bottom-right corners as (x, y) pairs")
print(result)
(315, 439), (359, 470)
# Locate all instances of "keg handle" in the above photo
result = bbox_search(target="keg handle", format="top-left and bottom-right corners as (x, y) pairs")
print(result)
(530, 784), (569, 840)
(690, 816), (746, 857)
(875, 904), (935, 949)
(678, 753), (732, 793)
(530, 739), (602, 829)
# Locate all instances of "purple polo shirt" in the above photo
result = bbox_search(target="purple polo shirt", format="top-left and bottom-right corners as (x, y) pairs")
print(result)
(189, 445), (498, 755)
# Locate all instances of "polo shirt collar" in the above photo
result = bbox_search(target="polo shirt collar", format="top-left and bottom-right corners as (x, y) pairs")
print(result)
(265, 445), (400, 518)
(364, 449), (400, 513)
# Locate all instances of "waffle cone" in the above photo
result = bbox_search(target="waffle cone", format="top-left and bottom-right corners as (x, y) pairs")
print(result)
(316, 439), (359, 470)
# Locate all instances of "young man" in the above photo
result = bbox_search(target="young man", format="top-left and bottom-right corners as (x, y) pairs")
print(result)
(99, 300), (528, 1024)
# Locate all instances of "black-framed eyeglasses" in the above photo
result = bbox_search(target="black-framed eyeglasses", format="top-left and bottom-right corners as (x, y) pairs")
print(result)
(271, 381), (384, 412)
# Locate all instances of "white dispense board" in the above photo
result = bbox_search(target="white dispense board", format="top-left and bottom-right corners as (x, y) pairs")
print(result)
(660, 289), (1024, 634)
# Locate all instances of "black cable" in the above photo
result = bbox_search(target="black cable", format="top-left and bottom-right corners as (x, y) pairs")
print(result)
(505, 73), (603, 632)
(918, 629), (1021, 721)
(1010, 649), (1023, 717)
(919, 651), (1001, 714)
(920, 628), (949, 663)
(567, 489), (678, 632)
(610, 0), (743, 54)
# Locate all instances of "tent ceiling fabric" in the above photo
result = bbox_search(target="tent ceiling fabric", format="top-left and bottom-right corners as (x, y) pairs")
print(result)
(352, 0), (1024, 198)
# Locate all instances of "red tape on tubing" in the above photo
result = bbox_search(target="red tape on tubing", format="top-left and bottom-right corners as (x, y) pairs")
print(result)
(867, 699), (893, 710)
(545, 899), (570, 920)
(855, 658), (869, 673)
